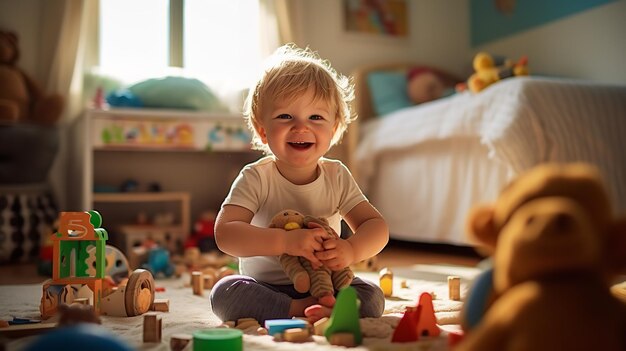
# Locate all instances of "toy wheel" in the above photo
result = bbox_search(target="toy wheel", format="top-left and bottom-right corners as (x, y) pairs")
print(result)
(124, 269), (155, 316)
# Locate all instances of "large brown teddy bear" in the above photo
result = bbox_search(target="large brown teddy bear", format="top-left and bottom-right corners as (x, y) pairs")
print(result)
(457, 163), (626, 351)
(270, 210), (354, 306)
(0, 31), (64, 126)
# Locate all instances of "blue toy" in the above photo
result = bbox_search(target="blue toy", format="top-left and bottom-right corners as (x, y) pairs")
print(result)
(141, 247), (175, 278)
(24, 324), (133, 351)
(264, 319), (308, 336)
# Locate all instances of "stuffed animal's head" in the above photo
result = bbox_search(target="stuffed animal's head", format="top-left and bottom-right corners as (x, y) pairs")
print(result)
(0, 31), (19, 65)
(406, 67), (446, 105)
(466, 163), (626, 292)
(269, 210), (305, 231)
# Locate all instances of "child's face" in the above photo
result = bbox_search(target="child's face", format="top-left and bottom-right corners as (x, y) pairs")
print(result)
(256, 88), (337, 171)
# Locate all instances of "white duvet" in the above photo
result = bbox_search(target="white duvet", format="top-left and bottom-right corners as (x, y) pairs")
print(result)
(355, 76), (626, 213)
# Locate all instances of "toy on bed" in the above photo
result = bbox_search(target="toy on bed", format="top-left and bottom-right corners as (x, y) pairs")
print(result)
(461, 52), (529, 94)
(0, 31), (64, 126)
(270, 210), (355, 306)
(406, 66), (459, 105)
(457, 163), (626, 351)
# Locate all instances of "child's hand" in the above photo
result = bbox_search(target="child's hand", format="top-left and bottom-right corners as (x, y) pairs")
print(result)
(314, 238), (355, 271)
(284, 227), (330, 269)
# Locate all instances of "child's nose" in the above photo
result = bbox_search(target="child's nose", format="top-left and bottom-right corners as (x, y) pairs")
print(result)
(292, 119), (309, 131)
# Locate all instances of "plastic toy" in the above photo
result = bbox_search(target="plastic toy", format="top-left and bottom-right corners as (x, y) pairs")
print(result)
(269, 210), (354, 306)
(457, 163), (626, 351)
(24, 324), (133, 351)
(185, 210), (217, 252)
(465, 52), (529, 93)
(324, 287), (362, 346)
(141, 247), (175, 278)
(193, 328), (243, 351)
(379, 267), (393, 297)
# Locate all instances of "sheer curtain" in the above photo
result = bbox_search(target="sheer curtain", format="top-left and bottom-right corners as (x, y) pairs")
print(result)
(42, 0), (296, 209)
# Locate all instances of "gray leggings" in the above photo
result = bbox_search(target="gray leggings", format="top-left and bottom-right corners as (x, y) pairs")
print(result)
(210, 275), (385, 323)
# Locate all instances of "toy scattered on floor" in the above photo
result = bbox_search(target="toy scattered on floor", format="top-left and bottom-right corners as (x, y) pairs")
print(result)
(350, 255), (380, 272)
(269, 210), (354, 305)
(457, 163), (626, 351)
(39, 210), (156, 319)
(379, 267), (393, 297)
(193, 328), (243, 351)
(151, 298), (170, 312)
(141, 247), (175, 278)
(324, 287), (362, 347)
(391, 292), (440, 343)
(170, 333), (193, 351)
(219, 317), (268, 336)
(447, 276), (461, 301)
(143, 313), (162, 343)
(461, 52), (529, 93)
(265, 318), (308, 337)
(185, 210), (218, 252)
(23, 324), (133, 351)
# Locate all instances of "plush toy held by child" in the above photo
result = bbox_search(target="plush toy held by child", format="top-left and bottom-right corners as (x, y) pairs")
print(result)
(270, 209), (355, 307)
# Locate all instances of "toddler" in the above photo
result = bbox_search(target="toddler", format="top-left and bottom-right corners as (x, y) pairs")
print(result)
(211, 44), (389, 323)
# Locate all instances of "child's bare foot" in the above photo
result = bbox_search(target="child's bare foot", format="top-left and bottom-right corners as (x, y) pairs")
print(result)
(318, 294), (336, 308)
(289, 296), (318, 317)
(304, 304), (333, 323)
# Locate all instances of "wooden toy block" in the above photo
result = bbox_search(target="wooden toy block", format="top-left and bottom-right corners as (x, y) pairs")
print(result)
(448, 276), (461, 301)
(325, 286), (362, 345)
(203, 274), (216, 290)
(329, 332), (356, 347)
(192, 271), (203, 296)
(256, 327), (268, 335)
(235, 319), (260, 330)
(379, 267), (393, 297)
(143, 313), (162, 343)
(170, 333), (192, 351)
(416, 292), (440, 337)
(264, 319), (308, 336)
(283, 327), (310, 343)
(221, 321), (236, 328)
(152, 298), (169, 312)
(400, 280), (408, 289)
(313, 317), (330, 336)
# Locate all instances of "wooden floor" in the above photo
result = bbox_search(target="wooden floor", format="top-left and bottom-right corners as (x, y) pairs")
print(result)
(0, 240), (481, 285)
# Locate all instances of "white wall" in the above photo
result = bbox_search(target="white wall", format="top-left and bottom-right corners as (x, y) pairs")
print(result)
(471, 0), (626, 84)
(297, 0), (626, 83)
(296, 0), (469, 77)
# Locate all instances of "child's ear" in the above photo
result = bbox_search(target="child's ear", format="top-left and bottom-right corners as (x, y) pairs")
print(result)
(253, 119), (268, 144)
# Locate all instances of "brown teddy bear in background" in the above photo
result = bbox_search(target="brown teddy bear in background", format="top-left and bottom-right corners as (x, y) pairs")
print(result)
(0, 30), (64, 126)
(457, 163), (626, 351)
(270, 209), (354, 307)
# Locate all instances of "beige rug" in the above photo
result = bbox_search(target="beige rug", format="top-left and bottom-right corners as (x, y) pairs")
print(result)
(1, 263), (480, 351)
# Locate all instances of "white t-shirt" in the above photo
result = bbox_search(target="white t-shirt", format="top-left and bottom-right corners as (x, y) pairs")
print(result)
(221, 155), (367, 285)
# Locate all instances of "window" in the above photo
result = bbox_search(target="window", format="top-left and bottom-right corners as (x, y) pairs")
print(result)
(98, 0), (267, 100)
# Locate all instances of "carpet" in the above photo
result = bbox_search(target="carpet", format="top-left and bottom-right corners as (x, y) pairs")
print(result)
(0, 263), (480, 351)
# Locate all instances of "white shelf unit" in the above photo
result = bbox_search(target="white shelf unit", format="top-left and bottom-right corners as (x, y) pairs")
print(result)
(68, 108), (261, 251)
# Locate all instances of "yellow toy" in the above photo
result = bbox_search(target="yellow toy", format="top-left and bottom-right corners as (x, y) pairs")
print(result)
(466, 52), (529, 93)
(269, 210), (354, 306)
(457, 163), (626, 351)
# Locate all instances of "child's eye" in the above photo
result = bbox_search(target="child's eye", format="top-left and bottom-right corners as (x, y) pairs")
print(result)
(276, 114), (292, 119)
(310, 115), (324, 121)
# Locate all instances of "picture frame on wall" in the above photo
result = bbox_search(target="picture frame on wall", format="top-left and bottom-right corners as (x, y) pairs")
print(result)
(343, 0), (409, 38)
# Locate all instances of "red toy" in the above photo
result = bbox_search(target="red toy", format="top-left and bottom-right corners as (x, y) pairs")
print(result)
(184, 210), (217, 252)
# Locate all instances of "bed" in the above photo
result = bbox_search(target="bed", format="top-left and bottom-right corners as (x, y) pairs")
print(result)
(348, 64), (626, 246)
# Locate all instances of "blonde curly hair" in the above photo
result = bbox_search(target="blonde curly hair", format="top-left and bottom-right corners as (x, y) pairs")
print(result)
(243, 44), (356, 154)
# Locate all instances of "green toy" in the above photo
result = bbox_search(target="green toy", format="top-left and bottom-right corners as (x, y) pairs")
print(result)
(324, 286), (362, 345)
(193, 329), (243, 351)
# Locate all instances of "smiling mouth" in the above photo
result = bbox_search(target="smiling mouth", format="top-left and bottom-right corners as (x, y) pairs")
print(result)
(288, 141), (314, 150)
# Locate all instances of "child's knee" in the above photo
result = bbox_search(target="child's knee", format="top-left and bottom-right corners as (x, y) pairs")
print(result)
(359, 285), (385, 318)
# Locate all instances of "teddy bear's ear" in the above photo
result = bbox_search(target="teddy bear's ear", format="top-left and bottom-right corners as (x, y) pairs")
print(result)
(607, 216), (626, 273)
(466, 204), (498, 253)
